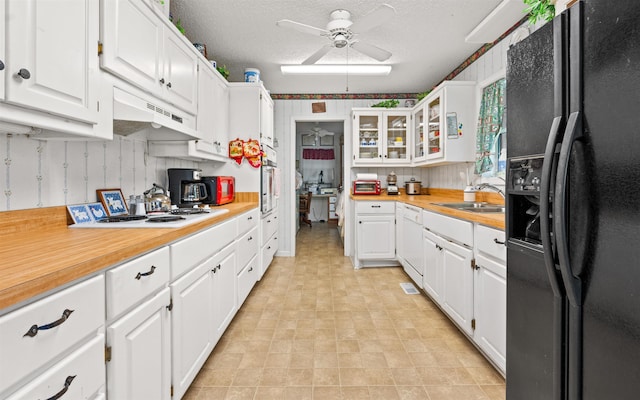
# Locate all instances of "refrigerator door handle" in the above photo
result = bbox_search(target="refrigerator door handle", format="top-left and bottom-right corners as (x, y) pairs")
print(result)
(540, 116), (565, 298)
(554, 111), (583, 306)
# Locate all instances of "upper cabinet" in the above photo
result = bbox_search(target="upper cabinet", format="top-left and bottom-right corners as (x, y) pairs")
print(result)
(228, 82), (274, 147)
(352, 108), (411, 165)
(3, 0), (100, 125)
(413, 81), (477, 166)
(101, 0), (198, 115)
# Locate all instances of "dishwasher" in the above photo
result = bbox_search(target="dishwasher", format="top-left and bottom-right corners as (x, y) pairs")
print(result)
(402, 204), (424, 287)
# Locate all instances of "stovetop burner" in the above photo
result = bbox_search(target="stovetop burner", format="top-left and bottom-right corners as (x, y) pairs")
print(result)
(170, 208), (210, 215)
(98, 215), (148, 223)
(147, 215), (186, 223)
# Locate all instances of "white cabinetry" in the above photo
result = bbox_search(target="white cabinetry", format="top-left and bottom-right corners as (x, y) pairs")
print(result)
(473, 224), (506, 373)
(211, 242), (237, 342)
(106, 287), (171, 400)
(229, 82), (274, 147)
(261, 208), (279, 277)
(423, 211), (475, 335)
(423, 229), (444, 303)
(101, 0), (198, 115)
(413, 81), (476, 166)
(0, 0), (5, 101)
(355, 201), (396, 267)
(402, 204), (424, 287)
(236, 208), (259, 307)
(194, 59), (230, 160)
(4, 0), (99, 124)
(352, 109), (412, 165)
(0, 275), (105, 398)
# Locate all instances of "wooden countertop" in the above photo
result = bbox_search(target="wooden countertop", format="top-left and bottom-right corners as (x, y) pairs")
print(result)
(0, 199), (259, 312)
(351, 188), (505, 230)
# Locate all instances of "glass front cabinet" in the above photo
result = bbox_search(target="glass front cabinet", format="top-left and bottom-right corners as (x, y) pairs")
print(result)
(352, 109), (411, 165)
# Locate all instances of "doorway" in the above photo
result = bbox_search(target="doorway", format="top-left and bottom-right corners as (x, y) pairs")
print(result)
(290, 117), (348, 256)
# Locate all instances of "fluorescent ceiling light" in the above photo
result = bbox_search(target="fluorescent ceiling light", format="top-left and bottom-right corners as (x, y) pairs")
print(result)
(281, 65), (392, 75)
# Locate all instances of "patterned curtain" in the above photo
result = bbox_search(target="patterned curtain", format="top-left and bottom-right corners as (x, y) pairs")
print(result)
(475, 78), (506, 174)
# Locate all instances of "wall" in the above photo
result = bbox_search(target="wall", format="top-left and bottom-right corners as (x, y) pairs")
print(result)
(0, 132), (202, 212)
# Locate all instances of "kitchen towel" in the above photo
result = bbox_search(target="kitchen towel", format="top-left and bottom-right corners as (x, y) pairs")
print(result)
(302, 148), (334, 160)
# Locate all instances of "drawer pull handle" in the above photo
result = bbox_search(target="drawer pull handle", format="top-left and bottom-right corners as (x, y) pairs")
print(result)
(46, 375), (76, 400)
(493, 238), (506, 245)
(135, 265), (156, 280)
(249, 267), (253, 272)
(248, 236), (253, 241)
(248, 216), (253, 220)
(435, 244), (443, 251)
(212, 264), (221, 273)
(24, 309), (74, 337)
(371, 205), (381, 208)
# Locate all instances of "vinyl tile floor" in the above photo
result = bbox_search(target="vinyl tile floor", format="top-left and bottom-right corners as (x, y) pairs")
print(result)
(183, 222), (505, 400)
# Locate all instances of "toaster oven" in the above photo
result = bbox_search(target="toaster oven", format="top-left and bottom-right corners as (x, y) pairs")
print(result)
(352, 180), (381, 195)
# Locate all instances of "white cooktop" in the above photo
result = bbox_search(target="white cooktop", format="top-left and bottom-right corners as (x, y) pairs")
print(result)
(69, 209), (229, 229)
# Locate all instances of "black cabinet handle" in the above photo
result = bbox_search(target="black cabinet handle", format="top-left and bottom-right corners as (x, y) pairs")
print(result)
(212, 264), (221, 273)
(166, 82), (172, 88)
(371, 205), (381, 208)
(17, 68), (31, 79)
(0, 60), (4, 71)
(359, 221), (362, 224)
(46, 375), (76, 400)
(248, 216), (253, 220)
(248, 236), (253, 241)
(135, 265), (156, 280)
(493, 238), (506, 245)
(435, 244), (443, 251)
(24, 309), (74, 337)
(249, 267), (253, 272)
(159, 78), (165, 84)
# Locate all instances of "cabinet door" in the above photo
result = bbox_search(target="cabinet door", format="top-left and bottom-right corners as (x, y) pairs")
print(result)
(474, 254), (506, 373)
(413, 104), (427, 163)
(353, 111), (382, 163)
(382, 111), (411, 164)
(356, 214), (395, 260)
(212, 244), (237, 342)
(259, 90), (274, 146)
(212, 69), (230, 147)
(5, 0), (98, 123)
(107, 287), (171, 400)
(101, 0), (163, 96)
(442, 240), (474, 335)
(423, 230), (444, 303)
(171, 260), (215, 400)
(426, 94), (444, 160)
(0, 0), (5, 101)
(162, 29), (198, 114)
(402, 207), (423, 275)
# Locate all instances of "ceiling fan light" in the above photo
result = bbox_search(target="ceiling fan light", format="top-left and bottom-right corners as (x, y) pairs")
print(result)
(334, 33), (348, 48)
(281, 65), (392, 75)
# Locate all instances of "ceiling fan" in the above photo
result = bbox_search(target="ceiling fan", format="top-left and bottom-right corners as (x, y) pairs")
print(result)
(276, 4), (396, 65)
(303, 123), (335, 140)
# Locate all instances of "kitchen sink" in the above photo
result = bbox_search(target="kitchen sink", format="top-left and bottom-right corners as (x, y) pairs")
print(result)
(434, 202), (505, 213)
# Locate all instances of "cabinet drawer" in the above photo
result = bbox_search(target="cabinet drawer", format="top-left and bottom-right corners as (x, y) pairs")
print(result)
(423, 210), (473, 247)
(237, 208), (259, 236)
(0, 275), (105, 394)
(262, 234), (279, 271)
(475, 225), (506, 262)
(237, 226), (259, 273)
(238, 256), (258, 307)
(171, 218), (237, 279)
(261, 213), (278, 246)
(106, 247), (170, 320)
(356, 201), (395, 214)
(6, 334), (105, 400)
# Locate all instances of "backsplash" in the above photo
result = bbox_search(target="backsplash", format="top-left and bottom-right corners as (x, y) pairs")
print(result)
(0, 133), (201, 212)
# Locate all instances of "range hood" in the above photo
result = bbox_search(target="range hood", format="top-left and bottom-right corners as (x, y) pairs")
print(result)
(112, 86), (201, 140)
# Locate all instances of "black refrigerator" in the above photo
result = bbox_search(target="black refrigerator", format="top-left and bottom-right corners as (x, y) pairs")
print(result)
(506, 1), (640, 399)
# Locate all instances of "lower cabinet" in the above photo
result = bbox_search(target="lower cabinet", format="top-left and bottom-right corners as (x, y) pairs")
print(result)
(402, 204), (424, 286)
(355, 201), (396, 266)
(212, 242), (238, 343)
(260, 208), (279, 277)
(441, 239), (474, 336)
(423, 229), (444, 303)
(106, 287), (172, 400)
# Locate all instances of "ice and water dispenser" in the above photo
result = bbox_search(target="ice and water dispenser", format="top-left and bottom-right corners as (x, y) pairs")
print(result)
(507, 156), (547, 245)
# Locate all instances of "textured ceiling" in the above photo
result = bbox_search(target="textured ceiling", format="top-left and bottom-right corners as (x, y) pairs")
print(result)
(171, 0), (524, 94)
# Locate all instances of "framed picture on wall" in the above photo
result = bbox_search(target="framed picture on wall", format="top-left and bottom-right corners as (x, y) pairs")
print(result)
(97, 189), (128, 216)
(320, 135), (334, 146)
(302, 135), (316, 146)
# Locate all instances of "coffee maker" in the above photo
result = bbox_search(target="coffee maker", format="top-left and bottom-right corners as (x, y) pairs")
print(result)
(168, 168), (208, 208)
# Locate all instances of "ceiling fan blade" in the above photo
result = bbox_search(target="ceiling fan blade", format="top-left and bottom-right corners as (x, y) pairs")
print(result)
(319, 130), (335, 136)
(349, 4), (396, 33)
(350, 41), (392, 62)
(276, 19), (328, 36)
(302, 44), (333, 65)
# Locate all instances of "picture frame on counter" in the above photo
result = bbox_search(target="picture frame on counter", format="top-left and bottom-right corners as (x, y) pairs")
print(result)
(97, 189), (128, 216)
(67, 204), (94, 224)
(87, 202), (108, 221)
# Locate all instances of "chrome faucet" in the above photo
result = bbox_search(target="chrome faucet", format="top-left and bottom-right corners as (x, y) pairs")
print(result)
(475, 182), (506, 199)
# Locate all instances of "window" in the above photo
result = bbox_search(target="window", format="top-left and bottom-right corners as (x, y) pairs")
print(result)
(475, 74), (506, 179)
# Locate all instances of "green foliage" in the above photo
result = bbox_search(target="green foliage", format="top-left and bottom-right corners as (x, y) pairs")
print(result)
(174, 18), (186, 35)
(523, 0), (555, 24)
(217, 65), (230, 80)
(371, 99), (399, 108)
(416, 90), (431, 102)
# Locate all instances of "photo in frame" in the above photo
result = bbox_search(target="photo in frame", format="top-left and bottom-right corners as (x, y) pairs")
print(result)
(302, 135), (316, 146)
(67, 204), (94, 224)
(86, 202), (108, 221)
(97, 189), (128, 216)
(320, 135), (334, 146)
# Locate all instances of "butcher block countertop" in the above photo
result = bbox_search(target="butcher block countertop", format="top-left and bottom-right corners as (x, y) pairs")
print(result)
(351, 188), (505, 230)
(0, 198), (258, 312)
